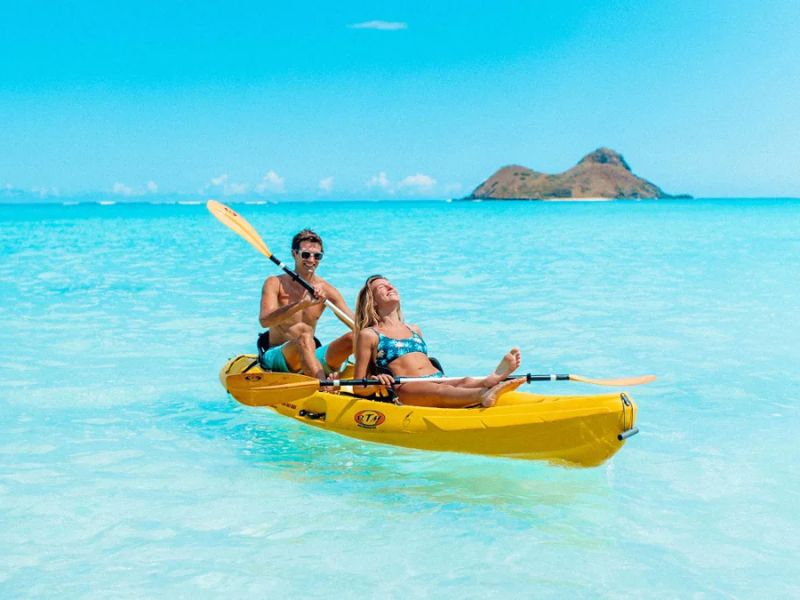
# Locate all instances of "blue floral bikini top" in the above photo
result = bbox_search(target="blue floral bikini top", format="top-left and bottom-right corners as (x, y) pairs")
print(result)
(372, 325), (428, 369)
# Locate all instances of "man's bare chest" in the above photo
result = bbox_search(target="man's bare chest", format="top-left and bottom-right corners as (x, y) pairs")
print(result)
(277, 283), (324, 321)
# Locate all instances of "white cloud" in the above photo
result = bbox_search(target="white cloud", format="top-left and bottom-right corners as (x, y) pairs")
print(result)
(367, 171), (391, 190)
(348, 20), (407, 31)
(112, 182), (134, 196)
(398, 173), (436, 190)
(146, 181), (158, 193)
(318, 176), (334, 193)
(255, 170), (285, 193)
(31, 186), (60, 197)
(204, 173), (249, 196)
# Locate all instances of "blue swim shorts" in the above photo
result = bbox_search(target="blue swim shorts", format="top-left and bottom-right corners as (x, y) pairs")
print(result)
(259, 343), (291, 372)
(259, 342), (342, 375)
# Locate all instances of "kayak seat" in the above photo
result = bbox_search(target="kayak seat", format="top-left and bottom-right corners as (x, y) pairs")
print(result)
(429, 357), (445, 374)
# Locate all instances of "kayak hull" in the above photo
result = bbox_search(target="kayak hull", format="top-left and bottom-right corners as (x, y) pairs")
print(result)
(219, 355), (638, 467)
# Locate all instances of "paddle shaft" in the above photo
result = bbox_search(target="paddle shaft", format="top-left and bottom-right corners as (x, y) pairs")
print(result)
(323, 374), (655, 387)
(236, 373), (656, 392)
(320, 374), (569, 387)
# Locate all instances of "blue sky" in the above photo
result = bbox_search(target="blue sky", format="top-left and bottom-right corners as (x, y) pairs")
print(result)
(2, 0), (799, 200)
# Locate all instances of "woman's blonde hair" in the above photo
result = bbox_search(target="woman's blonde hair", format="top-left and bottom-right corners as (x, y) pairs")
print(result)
(353, 275), (403, 356)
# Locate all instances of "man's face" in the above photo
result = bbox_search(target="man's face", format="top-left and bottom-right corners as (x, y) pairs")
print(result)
(293, 241), (324, 274)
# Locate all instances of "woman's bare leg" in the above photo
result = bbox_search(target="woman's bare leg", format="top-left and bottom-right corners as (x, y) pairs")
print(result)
(396, 382), (485, 408)
(396, 375), (525, 408)
(445, 348), (523, 390)
(483, 347), (521, 387)
(481, 377), (526, 408)
(391, 349), (523, 407)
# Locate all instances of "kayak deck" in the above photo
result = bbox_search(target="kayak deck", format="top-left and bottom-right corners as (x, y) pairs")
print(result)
(219, 354), (638, 467)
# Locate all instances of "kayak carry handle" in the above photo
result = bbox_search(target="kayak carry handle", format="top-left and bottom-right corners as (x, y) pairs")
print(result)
(618, 427), (639, 441)
(299, 409), (326, 421)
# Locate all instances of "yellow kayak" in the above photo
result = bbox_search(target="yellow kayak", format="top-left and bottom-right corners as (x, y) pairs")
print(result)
(219, 354), (639, 467)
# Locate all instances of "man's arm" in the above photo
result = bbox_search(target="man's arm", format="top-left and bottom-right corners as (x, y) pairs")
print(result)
(323, 283), (355, 327)
(259, 276), (316, 328)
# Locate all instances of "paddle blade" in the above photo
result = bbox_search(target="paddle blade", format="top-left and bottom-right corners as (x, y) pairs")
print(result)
(568, 374), (656, 387)
(207, 199), (273, 259)
(225, 371), (323, 406)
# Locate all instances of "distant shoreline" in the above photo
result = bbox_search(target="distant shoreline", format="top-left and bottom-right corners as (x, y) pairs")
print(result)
(458, 196), (615, 202)
(1, 196), (799, 207)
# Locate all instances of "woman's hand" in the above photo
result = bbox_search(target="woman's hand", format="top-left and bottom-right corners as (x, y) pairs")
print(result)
(374, 373), (395, 388)
(327, 371), (341, 394)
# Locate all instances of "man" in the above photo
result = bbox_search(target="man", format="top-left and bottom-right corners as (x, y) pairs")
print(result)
(258, 229), (354, 380)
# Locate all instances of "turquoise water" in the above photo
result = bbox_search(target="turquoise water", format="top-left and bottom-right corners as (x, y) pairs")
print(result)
(2, 199), (799, 597)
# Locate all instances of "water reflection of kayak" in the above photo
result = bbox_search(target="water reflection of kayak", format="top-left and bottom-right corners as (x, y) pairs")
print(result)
(219, 354), (638, 467)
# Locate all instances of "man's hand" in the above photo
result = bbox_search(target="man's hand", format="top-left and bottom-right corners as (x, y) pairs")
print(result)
(299, 285), (327, 308)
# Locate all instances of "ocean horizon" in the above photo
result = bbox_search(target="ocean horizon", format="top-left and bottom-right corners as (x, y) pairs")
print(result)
(2, 195), (800, 206)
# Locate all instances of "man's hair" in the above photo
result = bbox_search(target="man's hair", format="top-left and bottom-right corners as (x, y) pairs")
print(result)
(291, 229), (324, 252)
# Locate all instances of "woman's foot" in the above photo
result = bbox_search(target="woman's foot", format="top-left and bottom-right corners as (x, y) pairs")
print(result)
(483, 348), (521, 387)
(480, 377), (526, 407)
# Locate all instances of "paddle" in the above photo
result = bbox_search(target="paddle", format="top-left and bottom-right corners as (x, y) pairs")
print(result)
(225, 371), (656, 406)
(206, 199), (355, 328)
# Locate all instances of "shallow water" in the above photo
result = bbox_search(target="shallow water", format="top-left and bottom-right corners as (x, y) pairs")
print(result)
(1, 199), (799, 597)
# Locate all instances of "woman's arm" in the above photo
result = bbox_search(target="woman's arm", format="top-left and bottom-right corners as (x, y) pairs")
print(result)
(352, 329), (393, 396)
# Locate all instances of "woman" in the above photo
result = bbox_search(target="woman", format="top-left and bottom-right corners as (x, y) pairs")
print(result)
(352, 275), (525, 408)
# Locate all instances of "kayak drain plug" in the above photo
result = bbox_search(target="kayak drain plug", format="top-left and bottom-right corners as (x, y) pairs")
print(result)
(618, 427), (639, 441)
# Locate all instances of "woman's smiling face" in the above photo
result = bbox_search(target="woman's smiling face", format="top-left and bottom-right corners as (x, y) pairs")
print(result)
(369, 278), (399, 305)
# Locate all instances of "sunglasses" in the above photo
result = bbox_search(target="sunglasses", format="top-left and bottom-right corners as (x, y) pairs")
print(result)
(296, 250), (324, 261)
